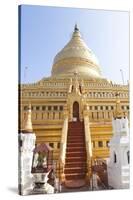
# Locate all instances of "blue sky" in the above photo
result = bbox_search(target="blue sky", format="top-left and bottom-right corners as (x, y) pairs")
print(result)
(20, 5), (129, 84)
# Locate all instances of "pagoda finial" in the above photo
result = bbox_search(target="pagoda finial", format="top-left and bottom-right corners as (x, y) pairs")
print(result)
(23, 103), (33, 133)
(72, 23), (81, 38)
(74, 23), (79, 32)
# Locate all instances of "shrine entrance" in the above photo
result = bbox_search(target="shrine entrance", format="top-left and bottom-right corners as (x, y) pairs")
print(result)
(73, 101), (79, 120)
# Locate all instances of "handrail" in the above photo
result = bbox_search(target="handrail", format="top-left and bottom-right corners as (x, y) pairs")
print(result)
(84, 115), (92, 158)
(84, 113), (92, 178)
(59, 116), (68, 181)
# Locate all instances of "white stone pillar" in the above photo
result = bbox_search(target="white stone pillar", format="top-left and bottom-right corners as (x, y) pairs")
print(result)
(19, 132), (36, 195)
(107, 117), (129, 189)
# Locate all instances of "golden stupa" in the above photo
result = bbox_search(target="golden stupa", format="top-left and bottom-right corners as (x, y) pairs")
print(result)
(20, 24), (129, 182)
(52, 24), (102, 78)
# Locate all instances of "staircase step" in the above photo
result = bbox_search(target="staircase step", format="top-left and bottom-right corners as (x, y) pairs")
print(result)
(67, 143), (85, 148)
(66, 146), (86, 154)
(67, 136), (85, 139)
(68, 128), (84, 131)
(66, 151), (86, 154)
(64, 179), (86, 188)
(66, 147), (86, 152)
(68, 129), (84, 132)
(68, 130), (83, 132)
(65, 167), (87, 174)
(65, 173), (86, 180)
(65, 162), (87, 168)
(69, 122), (83, 125)
(67, 134), (84, 137)
(66, 152), (86, 157)
(67, 135), (85, 139)
(68, 127), (84, 130)
(67, 138), (85, 143)
(66, 157), (86, 163)
(69, 122), (83, 124)
(68, 126), (84, 132)
(67, 141), (85, 144)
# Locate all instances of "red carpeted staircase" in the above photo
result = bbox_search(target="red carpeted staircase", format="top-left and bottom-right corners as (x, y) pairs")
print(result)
(64, 121), (87, 187)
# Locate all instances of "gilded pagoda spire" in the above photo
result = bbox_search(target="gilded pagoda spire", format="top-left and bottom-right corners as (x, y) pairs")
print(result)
(22, 104), (33, 133)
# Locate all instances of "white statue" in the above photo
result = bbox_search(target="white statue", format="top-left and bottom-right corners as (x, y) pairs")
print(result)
(33, 153), (38, 168)
(90, 172), (100, 190)
(43, 170), (54, 194)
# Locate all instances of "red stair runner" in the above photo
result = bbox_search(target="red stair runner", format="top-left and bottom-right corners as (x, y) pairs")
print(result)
(64, 121), (87, 188)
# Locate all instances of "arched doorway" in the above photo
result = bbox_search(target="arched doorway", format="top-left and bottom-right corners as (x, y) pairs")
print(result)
(73, 101), (79, 120)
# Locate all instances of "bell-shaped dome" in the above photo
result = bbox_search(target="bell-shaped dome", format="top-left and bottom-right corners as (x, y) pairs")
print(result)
(51, 24), (102, 78)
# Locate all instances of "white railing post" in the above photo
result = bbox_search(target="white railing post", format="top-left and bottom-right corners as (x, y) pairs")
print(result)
(60, 116), (68, 164)
(83, 108), (92, 180)
(59, 109), (68, 182)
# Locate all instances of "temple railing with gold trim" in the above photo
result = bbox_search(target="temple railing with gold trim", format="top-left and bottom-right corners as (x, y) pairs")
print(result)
(59, 113), (68, 182)
(83, 108), (92, 180)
